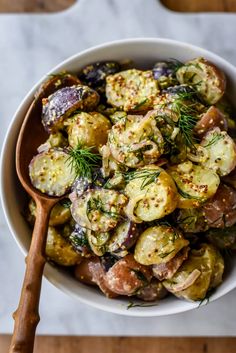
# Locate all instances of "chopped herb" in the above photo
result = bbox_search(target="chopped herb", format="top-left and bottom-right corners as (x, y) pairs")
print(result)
(127, 301), (158, 310)
(198, 288), (216, 307)
(69, 233), (90, 248)
(159, 249), (175, 259)
(130, 269), (149, 285)
(87, 197), (120, 219)
(59, 199), (72, 209)
(133, 98), (148, 110)
(123, 169), (161, 190)
(66, 143), (102, 179)
(175, 182), (203, 201)
(204, 133), (224, 148)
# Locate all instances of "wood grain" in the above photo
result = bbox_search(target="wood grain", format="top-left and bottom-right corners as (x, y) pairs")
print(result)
(0, 0), (76, 13)
(2, 336), (236, 353)
(0, 0), (236, 12)
(161, 0), (236, 12)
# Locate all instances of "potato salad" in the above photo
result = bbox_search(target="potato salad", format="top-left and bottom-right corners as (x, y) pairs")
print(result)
(27, 57), (236, 304)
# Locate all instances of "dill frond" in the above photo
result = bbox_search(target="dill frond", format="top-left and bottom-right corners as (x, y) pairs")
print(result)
(66, 143), (102, 179)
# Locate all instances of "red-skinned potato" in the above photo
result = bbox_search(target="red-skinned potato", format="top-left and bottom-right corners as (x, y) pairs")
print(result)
(136, 279), (168, 301)
(176, 57), (226, 104)
(75, 257), (118, 298)
(105, 254), (152, 296)
(35, 72), (81, 101)
(195, 106), (228, 137)
(152, 246), (190, 280)
(203, 183), (236, 228)
(42, 85), (100, 133)
(107, 221), (140, 253)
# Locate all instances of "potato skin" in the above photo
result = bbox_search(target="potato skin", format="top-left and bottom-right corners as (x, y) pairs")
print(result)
(134, 226), (189, 266)
(46, 227), (81, 266)
(176, 207), (209, 233)
(203, 183), (236, 228)
(67, 112), (111, 150)
(163, 244), (224, 301)
(106, 69), (159, 112)
(35, 73), (81, 101)
(125, 165), (178, 222)
(42, 85), (100, 133)
(152, 246), (190, 280)
(195, 106), (228, 137)
(176, 57), (226, 104)
(105, 254), (152, 296)
(136, 279), (168, 301)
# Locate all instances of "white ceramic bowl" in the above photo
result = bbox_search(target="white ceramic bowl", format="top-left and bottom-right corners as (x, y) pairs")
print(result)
(1, 38), (236, 317)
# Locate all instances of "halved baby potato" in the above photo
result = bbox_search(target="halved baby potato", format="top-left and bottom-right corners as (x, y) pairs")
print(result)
(106, 69), (159, 112)
(201, 128), (236, 177)
(195, 106), (228, 137)
(134, 225), (189, 266)
(28, 199), (71, 226)
(70, 188), (127, 233)
(168, 161), (220, 208)
(67, 112), (111, 150)
(125, 165), (178, 222)
(176, 57), (226, 104)
(42, 85), (100, 133)
(46, 226), (81, 266)
(108, 112), (164, 168)
(29, 148), (76, 196)
(163, 243), (224, 301)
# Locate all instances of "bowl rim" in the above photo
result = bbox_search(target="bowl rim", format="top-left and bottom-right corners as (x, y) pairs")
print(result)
(1, 37), (236, 317)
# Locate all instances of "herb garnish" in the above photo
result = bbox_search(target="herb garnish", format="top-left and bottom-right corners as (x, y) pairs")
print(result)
(59, 199), (72, 209)
(130, 269), (149, 285)
(127, 301), (158, 310)
(66, 143), (101, 179)
(175, 182), (202, 201)
(133, 98), (148, 110)
(203, 132), (224, 148)
(123, 169), (161, 190)
(198, 288), (216, 307)
(87, 197), (120, 219)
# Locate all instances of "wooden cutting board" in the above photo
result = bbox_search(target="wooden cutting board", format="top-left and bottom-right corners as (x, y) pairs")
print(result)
(0, 0), (236, 12)
(1, 1), (236, 352)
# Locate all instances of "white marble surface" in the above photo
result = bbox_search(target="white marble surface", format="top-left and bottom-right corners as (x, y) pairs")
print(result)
(1, 0), (236, 335)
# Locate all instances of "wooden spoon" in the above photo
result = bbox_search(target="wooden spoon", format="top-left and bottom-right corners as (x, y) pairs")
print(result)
(9, 99), (61, 353)
(9, 74), (81, 353)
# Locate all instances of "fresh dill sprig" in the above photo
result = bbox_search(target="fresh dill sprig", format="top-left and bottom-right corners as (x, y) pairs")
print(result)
(166, 89), (200, 148)
(204, 132), (224, 148)
(130, 269), (149, 285)
(69, 233), (90, 248)
(123, 169), (161, 190)
(66, 143), (102, 179)
(127, 301), (158, 310)
(87, 197), (121, 219)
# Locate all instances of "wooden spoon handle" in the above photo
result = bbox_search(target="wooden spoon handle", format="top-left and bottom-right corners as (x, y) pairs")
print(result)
(9, 200), (53, 353)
